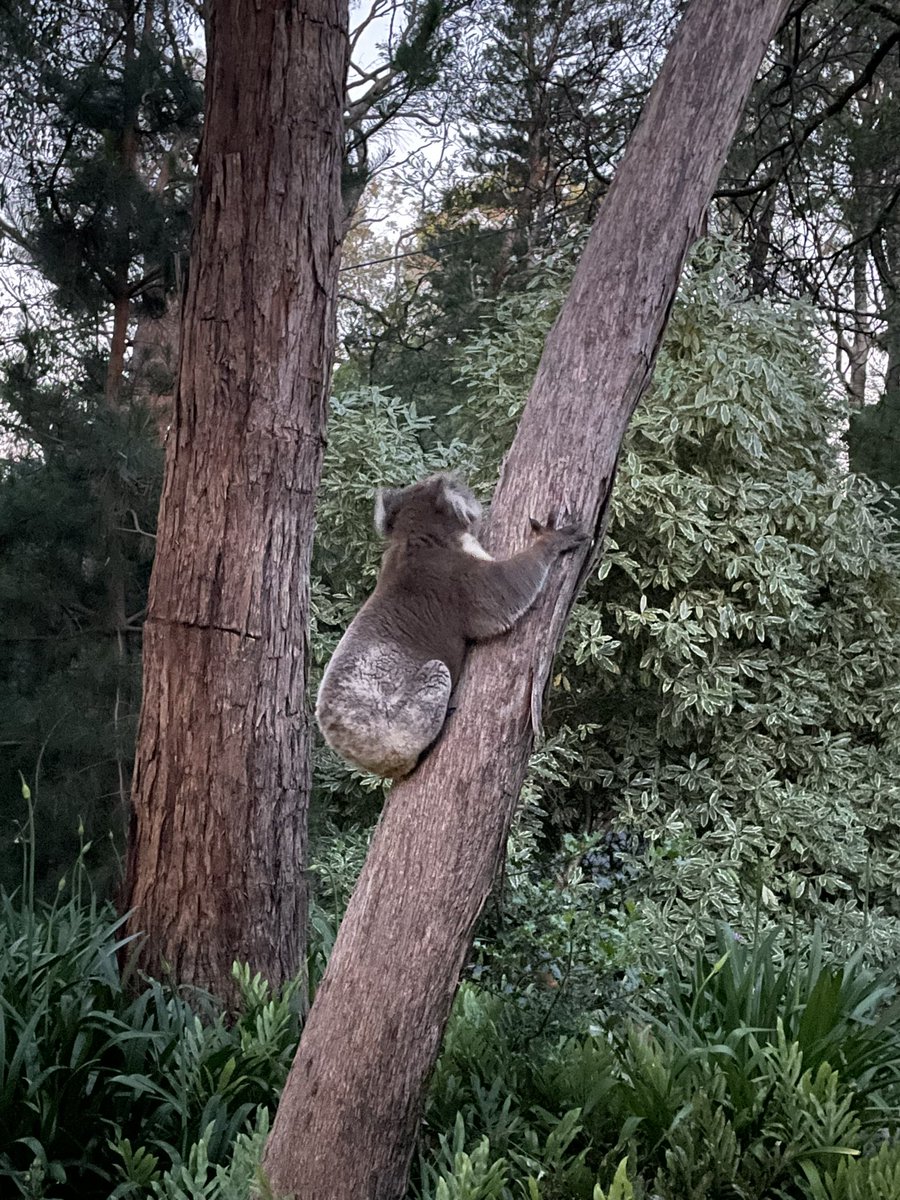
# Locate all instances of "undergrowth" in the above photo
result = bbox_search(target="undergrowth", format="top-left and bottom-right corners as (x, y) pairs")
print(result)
(3, 883), (899, 1200)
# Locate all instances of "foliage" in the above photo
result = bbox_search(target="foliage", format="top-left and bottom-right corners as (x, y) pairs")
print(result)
(718, 0), (900, 476)
(339, 0), (671, 414)
(3, 855), (900, 1200)
(417, 929), (900, 1200)
(305, 240), (900, 1029)
(592, 1159), (634, 1200)
(0, 0), (200, 894)
(800, 1143), (900, 1200)
(660, 924), (900, 1115)
(0, 342), (162, 893)
(141, 1109), (282, 1200)
(306, 237), (900, 1041)
(0, 889), (301, 1199)
(0, 0), (201, 317)
(467, 812), (644, 1035)
(451, 238), (900, 969)
(2, 3), (898, 1196)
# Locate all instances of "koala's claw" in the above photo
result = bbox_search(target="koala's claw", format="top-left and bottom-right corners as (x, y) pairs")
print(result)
(530, 510), (588, 553)
(530, 509), (560, 534)
(555, 525), (589, 554)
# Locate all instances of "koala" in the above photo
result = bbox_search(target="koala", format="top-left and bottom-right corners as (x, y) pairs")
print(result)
(315, 472), (585, 781)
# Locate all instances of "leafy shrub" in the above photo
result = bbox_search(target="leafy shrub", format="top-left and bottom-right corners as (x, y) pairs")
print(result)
(0, 362), (162, 897)
(0, 892), (301, 1199)
(659, 925), (900, 1123)
(418, 926), (900, 1200)
(140, 1109), (280, 1200)
(468, 817), (644, 1035)
(451, 238), (900, 969)
(3, 885), (900, 1200)
(800, 1144), (900, 1200)
(306, 241), (900, 993)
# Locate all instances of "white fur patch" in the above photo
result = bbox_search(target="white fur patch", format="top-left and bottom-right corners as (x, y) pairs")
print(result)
(459, 532), (493, 561)
(443, 481), (482, 526)
(373, 489), (387, 535)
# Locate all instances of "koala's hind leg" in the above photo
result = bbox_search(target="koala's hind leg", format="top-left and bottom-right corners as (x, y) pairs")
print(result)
(384, 659), (452, 780)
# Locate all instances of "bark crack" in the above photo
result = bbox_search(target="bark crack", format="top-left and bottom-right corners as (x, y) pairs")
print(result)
(147, 615), (261, 640)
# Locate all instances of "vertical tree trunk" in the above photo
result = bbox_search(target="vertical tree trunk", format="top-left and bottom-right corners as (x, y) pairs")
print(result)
(848, 237), (872, 407)
(131, 297), (180, 439)
(123, 0), (348, 996)
(844, 103), (876, 409)
(263, 0), (790, 1195)
(850, 218), (900, 490)
(881, 222), (900, 400)
(104, 3), (142, 824)
(746, 186), (776, 296)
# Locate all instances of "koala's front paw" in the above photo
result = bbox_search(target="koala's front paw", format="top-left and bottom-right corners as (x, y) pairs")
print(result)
(553, 525), (589, 554)
(529, 510), (588, 554)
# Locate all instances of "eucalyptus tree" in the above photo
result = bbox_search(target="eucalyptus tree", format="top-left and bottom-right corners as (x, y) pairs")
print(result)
(122, 0), (348, 996)
(263, 0), (792, 1194)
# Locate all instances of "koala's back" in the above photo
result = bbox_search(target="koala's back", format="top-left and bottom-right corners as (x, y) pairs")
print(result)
(315, 468), (583, 780)
(315, 545), (468, 778)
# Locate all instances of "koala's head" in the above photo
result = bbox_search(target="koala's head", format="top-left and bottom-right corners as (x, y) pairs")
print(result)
(374, 473), (482, 541)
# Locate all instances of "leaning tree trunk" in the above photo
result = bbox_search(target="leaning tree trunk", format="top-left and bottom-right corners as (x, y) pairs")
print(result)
(262, 0), (790, 1194)
(123, 0), (348, 997)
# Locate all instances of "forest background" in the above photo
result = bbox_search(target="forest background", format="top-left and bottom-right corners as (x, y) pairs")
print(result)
(0, 1), (899, 1197)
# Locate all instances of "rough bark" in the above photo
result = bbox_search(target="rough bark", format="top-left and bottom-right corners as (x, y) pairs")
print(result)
(262, 0), (791, 1195)
(123, 0), (348, 996)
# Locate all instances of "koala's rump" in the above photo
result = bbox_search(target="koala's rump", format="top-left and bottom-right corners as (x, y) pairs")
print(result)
(315, 618), (457, 778)
(315, 572), (467, 777)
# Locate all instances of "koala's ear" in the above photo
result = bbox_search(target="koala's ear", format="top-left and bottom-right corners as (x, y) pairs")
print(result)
(437, 476), (482, 526)
(374, 486), (403, 536)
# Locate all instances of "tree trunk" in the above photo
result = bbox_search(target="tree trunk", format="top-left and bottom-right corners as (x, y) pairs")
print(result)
(844, 97), (877, 409)
(848, 237), (872, 408)
(746, 186), (776, 296)
(130, 142), (189, 442)
(123, 0), (348, 997)
(850, 218), (900, 490)
(262, 0), (790, 1195)
(104, 3), (142, 828)
(131, 297), (181, 440)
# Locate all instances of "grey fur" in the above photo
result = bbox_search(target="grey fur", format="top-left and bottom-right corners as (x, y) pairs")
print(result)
(316, 472), (585, 780)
